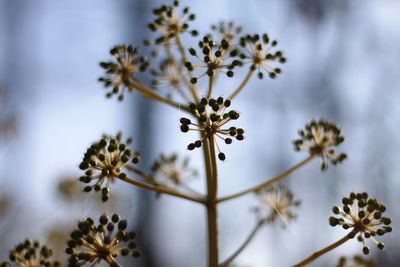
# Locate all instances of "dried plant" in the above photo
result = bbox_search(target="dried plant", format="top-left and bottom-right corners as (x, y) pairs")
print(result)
(0, 1), (394, 267)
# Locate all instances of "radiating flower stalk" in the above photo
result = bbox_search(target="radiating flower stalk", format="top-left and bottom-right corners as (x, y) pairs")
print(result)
(2, 1), (393, 267)
(150, 153), (199, 194)
(65, 213), (140, 267)
(293, 192), (392, 267)
(254, 184), (301, 227)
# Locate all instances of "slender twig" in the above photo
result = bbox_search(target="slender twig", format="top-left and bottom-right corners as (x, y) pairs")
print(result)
(118, 174), (205, 204)
(217, 155), (315, 203)
(292, 231), (356, 267)
(219, 220), (265, 267)
(228, 69), (254, 100)
(125, 164), (203, 197)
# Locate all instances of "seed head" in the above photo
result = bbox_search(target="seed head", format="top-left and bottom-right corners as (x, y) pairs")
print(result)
(146, 0), (198, 45)
(79, 132), (141, 202)
(66, 213), (140, 267)
(151, 58), (187, 100)
(237, 33), (286, 79)
(99, 45), (149, 101)
(151, 153), (198, 186)
(185, 36), (238, 83)
(254, 184), (301, 227)
(180, 97), (244, 160)
(293, 119), (347, 171)
(210, 21), (243, 44)
(0, 239), (60, 267)
(329, 192), (392, 255)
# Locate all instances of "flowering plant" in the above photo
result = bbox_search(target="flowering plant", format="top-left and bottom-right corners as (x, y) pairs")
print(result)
(0, 1), (392, 267)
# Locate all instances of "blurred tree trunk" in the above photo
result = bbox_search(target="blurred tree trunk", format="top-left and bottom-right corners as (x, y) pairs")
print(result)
(120, 1), (160, 266)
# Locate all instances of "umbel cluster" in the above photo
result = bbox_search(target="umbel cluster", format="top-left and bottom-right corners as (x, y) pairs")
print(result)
(1, 1), (392, 267)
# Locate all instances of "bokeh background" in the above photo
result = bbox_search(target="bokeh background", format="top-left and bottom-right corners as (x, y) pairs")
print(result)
(0, 0), (399, 266)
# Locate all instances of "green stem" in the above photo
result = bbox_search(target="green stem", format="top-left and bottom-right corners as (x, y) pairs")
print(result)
(292, 231), (355, 267)
(219, 220), (265, 267)
(217, 155), (315, 203)
(228, 69), (254, 100)
(119, 174), (205, 204)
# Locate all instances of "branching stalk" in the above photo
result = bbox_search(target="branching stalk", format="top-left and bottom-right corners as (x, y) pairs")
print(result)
(229, 69), (254, 100)
(292, 231), (356, 267)
(119, 174), (205, 204)
(219, 220), (265, 267)
(217, 155), (315, 203)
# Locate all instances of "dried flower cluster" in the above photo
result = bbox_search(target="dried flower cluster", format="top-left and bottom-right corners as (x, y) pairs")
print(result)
(78, 133), (141, 202)
(99, 45), (149, 101)
(185, 36), (237, 83)
(66, 214), (140, 267)
(238, 34), (286, 79)
(180, 97), (244, 160)
(151, 153), (198, 186)
(293, 119), (347, 170)
(254, 185), (301, 226)
(147, 0), (198, 45)
(329, 192), (392, 255)
(1, 1), (394, 267)
(0, 240), (60, 267)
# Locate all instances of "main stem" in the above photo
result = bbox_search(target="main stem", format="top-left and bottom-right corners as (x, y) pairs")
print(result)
(203, 132), (219, 267)
(292, 232), (354, 267)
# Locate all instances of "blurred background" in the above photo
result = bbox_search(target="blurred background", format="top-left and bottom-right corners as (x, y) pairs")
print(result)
(0, 0), (399, 266)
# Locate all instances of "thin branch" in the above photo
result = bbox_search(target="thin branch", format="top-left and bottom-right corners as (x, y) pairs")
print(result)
(228, 69), (254, 100)
(217, 155), (315, 203)
(292, 231), (356, 267)
(219, 220), (265, 267)
(118, 174), (205, 204)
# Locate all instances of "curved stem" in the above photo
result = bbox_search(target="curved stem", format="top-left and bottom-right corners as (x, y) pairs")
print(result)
(292, 231), (356, 267)
(228, 69), (254, 100)
(119, 174), (205, 204)
(217, 155), (315, 203)
(219, 220), (265, 267)
(175, 33), (199, 103)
